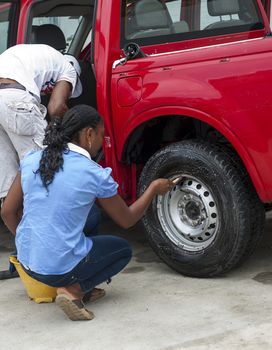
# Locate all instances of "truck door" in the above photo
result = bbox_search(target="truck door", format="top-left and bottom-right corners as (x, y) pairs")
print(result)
(0, 0), (19, 54)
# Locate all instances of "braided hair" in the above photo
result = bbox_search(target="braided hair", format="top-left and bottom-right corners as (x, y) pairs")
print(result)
(36, 104), (102, 190)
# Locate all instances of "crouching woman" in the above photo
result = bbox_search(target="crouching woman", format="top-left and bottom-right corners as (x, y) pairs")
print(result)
(1, 104), (174, 321)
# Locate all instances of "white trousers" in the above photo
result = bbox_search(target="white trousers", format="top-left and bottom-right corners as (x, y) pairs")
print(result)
(0, 88), (47, 198)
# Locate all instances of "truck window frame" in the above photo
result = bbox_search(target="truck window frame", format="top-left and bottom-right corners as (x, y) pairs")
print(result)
(23, 0), (94, 57)
(0, 0), (19, 53)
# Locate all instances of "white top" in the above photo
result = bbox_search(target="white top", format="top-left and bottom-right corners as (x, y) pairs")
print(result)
(0, 44), (78, 102)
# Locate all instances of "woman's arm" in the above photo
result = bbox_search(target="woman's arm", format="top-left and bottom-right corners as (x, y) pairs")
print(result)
(97, 178), (173, 229)
(1, 173), (23, 235)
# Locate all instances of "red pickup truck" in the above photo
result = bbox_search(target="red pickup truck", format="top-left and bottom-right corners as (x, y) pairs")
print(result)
(1, 0), (272, 277)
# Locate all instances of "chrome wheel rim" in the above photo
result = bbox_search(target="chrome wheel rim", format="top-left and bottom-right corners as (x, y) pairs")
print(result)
(157, 175), (219, 252)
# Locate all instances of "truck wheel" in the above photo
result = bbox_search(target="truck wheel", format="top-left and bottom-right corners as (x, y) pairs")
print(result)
(138, 141), (265, 277)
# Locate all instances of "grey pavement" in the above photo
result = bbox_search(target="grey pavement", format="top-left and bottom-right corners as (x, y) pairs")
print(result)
(1, 214), (272, 350)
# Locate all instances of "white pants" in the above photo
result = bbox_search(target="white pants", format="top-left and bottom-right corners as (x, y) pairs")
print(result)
(0, 88), (47, 198)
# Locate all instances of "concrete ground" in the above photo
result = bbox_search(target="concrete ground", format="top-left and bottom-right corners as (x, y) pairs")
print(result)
(1, 214), (272, 350)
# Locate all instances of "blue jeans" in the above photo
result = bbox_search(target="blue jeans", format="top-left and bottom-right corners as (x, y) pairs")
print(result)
(23, 205), (132, 293)
(83, 203), (101, 236)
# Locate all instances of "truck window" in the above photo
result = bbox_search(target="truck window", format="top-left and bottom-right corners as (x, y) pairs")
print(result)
(29, 2), (94, 56)
(32, 16), (83, 52)
(0, 1), (17, 54)
(121, 0), (264, 47)
(200, 1), (239, 29)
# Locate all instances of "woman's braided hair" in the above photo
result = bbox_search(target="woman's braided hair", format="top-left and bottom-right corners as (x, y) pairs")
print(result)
(36, 104), (102, 190)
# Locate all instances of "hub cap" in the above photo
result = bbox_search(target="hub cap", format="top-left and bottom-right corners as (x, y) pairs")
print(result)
(157, 175), (219, 251)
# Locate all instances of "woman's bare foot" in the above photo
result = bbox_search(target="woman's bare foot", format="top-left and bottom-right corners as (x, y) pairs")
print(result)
(57, 283), (82, 300)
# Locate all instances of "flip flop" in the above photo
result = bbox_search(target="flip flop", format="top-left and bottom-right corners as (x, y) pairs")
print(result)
(56, 294), (94, 321)
(82, 288), (106, 304)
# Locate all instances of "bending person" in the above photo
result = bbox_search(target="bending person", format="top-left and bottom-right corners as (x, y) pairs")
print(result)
(0, 44), (82, 203)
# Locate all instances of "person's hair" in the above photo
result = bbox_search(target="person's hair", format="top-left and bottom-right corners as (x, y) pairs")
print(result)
(36, 104), (102, 190)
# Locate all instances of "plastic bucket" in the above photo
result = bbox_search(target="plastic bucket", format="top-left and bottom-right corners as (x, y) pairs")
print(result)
(10, 256), (57, 304)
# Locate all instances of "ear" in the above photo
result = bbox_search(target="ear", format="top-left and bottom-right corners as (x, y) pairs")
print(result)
(86, 127), (94, 141)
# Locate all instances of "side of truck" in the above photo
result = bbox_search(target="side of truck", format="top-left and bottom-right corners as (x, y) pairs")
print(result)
(1, 0), (272, 277)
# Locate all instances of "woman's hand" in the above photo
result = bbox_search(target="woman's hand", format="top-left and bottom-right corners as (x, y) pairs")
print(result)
(150, 178), (175, 195)
(98, 177), (181, 229)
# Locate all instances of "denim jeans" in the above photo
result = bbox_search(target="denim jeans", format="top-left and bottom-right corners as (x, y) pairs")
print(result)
(83, 203), (101, 236)
(23, 205), (132, 293)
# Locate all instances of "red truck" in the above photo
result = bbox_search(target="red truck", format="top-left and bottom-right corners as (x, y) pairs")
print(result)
(1, 0), (272, 277)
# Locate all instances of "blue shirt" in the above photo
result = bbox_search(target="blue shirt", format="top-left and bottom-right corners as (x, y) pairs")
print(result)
(16, 143), (118, 275)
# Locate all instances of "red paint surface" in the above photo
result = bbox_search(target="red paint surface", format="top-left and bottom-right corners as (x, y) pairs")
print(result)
(10, 0), (272, 202)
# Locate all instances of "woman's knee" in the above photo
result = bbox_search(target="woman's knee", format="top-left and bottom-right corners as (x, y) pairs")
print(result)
(90, 235), (132, 261)
(103, 235), (132, 254)
(122, 239), (132, 260)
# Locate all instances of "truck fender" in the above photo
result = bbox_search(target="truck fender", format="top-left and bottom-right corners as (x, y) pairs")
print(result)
(122, 105), (267, 201)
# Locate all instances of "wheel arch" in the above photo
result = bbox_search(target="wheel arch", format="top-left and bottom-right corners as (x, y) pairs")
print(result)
(121, 106), (267, 202)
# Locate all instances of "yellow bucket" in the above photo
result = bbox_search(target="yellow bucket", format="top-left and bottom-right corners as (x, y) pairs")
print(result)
(9, 256), (57, 304)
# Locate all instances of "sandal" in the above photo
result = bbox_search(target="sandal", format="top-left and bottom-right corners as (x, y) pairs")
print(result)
(82, 288), (106, 303)
(56, 294), (94, 321)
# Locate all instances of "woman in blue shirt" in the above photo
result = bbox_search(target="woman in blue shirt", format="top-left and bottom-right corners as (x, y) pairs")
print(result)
(1, 104), (174, 321)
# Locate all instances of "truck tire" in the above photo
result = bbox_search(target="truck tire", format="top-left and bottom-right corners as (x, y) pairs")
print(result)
(219, 146), (265, 263)
(138, 141), (265, 277)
